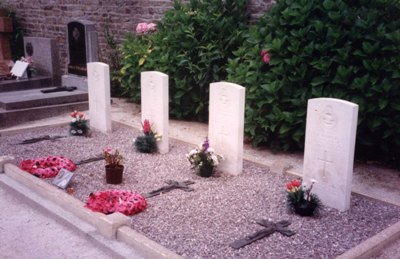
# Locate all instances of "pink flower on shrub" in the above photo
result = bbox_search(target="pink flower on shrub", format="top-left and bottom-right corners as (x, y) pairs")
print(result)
(136, 22), (157, 34)
(147, 23), (157, 32)
(136, 23), (148, 34)
(260, 49), (270, 64)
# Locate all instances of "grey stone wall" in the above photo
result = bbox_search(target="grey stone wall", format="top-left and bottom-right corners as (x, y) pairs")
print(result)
(2, 0), (274, 75)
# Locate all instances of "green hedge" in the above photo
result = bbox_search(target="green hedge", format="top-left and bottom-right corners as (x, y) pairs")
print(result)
(227, 0), (400, 166)
(119, 0), (249, 121)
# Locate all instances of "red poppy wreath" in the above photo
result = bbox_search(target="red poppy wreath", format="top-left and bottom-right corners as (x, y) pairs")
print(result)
(20, 156), (77, 178)
(85, 190), (147, 216)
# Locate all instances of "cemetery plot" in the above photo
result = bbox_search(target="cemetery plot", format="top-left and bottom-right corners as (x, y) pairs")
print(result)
(1, 123), (399, 258)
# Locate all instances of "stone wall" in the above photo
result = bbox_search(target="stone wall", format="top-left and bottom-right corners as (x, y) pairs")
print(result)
(2, 0), (274, 75)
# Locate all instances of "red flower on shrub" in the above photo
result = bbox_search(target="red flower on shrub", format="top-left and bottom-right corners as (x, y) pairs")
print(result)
(260, 49), (270, 64)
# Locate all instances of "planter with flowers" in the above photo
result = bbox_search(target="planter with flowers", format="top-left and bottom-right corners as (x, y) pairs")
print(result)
(286, 179), (321, 216)
(103, 147), (124, 184)
(134, 119), (161, 153)
(69, 110), (89, 136)
(186, 137), (224, 177)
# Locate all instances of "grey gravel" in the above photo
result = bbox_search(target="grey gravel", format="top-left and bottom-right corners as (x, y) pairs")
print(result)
(1, 123), (399, 259)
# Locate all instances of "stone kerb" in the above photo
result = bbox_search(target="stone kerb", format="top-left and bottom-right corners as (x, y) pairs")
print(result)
(141, 71), (169, 154)
(208, 81), (245, 176)
(88, 62), (112, 133)
(302, 98), (358, 212)
(0, 155), (15, 173)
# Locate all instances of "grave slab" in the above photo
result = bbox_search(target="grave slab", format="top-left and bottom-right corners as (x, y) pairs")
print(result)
(302, 98), (358, 211)
(23, 37), (61, 85)
(87, 62), (111, 133)
(208, 82), (245, 175)
(141, 71), (169, 154)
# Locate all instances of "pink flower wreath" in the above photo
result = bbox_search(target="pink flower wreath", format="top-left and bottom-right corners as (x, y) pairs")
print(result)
(85, 190), (147, 216)
(20, 156), (76, 178)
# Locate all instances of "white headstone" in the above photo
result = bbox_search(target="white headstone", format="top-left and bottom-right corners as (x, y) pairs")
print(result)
(208, 82), (245, 175)
(10, 61), (29, 78)
(87, 62), (112, 133)
(302, 98), (358, 211)
(141, 71), (169, 154)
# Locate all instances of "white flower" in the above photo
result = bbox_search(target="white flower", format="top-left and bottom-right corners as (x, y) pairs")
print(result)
(207, 147), (215, 153)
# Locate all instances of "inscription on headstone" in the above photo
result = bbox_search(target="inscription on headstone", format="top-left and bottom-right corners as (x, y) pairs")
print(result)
(209, 82), (245, 175)
(141, 71), (169, 154)
(87, 62), (111, 133)
(302, 98), (358, 211)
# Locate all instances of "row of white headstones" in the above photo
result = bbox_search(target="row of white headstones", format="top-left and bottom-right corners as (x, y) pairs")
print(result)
(87, 62), (358, 213)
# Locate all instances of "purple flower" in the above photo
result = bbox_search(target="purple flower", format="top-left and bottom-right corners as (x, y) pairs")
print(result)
(202, 137), (209, 151)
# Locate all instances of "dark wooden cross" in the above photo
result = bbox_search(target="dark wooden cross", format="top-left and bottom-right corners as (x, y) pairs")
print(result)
(75, 155), (103, 165)
(17, 135), (67, 145)
(229, 219), (295, 249)
(145, 180), (195, 198)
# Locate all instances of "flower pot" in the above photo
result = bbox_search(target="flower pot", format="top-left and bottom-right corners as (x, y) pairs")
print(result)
(198, 164), (214, 178)
(105, 165), (123, 184)
(70, 125), (87, 136)
(294, 201), (317, 216)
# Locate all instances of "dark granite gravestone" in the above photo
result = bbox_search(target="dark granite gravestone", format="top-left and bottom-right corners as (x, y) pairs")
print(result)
(63, 20), (98, 90)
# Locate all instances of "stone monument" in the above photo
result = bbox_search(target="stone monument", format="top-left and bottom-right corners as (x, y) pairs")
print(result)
(302, 98), (359, 212)
(62, 20), (98, 91)
(87, 62), (111, 133)
(208, 81), (245, 176)
(141, 71), (169, 154)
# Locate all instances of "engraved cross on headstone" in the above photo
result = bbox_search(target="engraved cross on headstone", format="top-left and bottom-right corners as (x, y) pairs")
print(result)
(317, 150), (332, 182)
(229, 219), (295, 249)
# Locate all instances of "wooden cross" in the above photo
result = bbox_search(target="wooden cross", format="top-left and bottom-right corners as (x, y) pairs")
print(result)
(75, 155), (103, 165)
(145, 180), (195, 198)
(18, 135), (67, 145)
(229, 219), (295, 249)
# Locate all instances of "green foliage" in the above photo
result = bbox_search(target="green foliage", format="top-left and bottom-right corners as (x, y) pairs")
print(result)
(4, 9), (25, 61)
(103, 18), (123, 97)
(119, 33), (155, 102)
(119, 0), (249, 121)
(227, 0), (400, 166)
(134, 134), (158, 153)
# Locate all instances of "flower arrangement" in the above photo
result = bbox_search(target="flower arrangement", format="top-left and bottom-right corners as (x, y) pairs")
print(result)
(69, 110), (89, 136)
(136, 22), (157, 34)
(85, 190), (147, 216)
(103, 147), (123, 168)
(286, 179), (321, 216)
(186, 137), (224, 177)
(20, 56), (36, 77)
(134, 119), (161, 153)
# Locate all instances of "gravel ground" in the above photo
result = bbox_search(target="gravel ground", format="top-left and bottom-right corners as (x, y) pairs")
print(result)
(1, 123), (400, 259)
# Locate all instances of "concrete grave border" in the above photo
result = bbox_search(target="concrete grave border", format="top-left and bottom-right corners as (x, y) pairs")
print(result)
(0, 156), (182, 259)
(1, 120), (399, 259)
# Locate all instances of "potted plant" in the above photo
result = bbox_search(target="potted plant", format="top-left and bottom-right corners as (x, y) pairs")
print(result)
(69, 110), (89, 136)
(103, 147), (124, 184)
(134, 119), (161, 153)
(286, 179), (321, 216)
(186, 137), (224, 177)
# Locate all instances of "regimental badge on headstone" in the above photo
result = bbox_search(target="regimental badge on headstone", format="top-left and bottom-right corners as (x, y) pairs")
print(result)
(52, 168), (74, 189)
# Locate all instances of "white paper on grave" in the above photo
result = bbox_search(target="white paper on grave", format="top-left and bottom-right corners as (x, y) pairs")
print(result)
(52, 168), (74, 189)
(10, 61), (29, 78)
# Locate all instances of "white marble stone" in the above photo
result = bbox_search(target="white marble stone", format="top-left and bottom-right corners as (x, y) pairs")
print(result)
(141, 71), (169, 154)
(87, 62), (112, 133)
(208, 82), (245, 175)
(302, 98), (358, 211)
